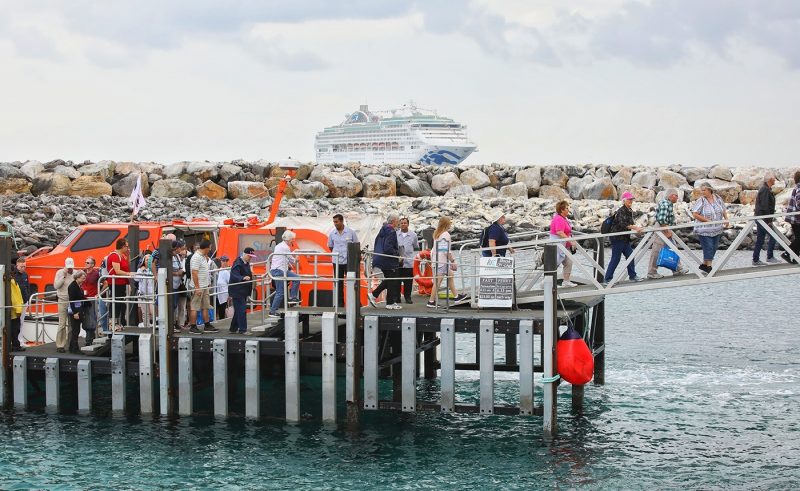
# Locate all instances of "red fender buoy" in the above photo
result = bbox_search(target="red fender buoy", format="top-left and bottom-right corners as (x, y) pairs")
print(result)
(556, 324), (594, 385)
(413, 250), (433, 294)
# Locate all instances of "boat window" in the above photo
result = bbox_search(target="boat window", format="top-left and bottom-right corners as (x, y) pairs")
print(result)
(71, 229), (121, 253)
(59, 228), (82, 247)
(139, 230), (150, 241)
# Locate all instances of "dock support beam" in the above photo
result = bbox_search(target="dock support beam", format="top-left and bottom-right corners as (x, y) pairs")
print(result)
(321, 312), (337, 422)
(157, 264), (174, 416)
(363, 316), (378, 410)
(139, 334), (154, 415)
(593, 245), (606, 386)
(178, 337), (193, 416)
(345, 261), (361, 419)
(244, 340), (260, 419)
(77, 359), (92, 414)
(13, 356), (27, 409)
(45, 358), (60, 412)
(213, 338), (228, 418)
(285, 311), (300, 422)
(479, 319), (494, 415)
(401, 318), (416, 412)
(519, 319), (534, 416)
(543, 244), (559, 437)
(439, 318), (455, 413)
(0, 260), (10, 408)
(111, 334), (126, 413)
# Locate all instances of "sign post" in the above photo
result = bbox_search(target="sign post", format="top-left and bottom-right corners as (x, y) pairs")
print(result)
(477, 256), (515, 309)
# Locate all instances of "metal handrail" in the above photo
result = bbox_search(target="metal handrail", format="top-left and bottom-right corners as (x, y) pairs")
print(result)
(265, 251), (341, 315)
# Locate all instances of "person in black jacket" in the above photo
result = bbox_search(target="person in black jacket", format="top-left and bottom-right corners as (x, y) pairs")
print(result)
(752, 172), (777, 265)
(12, 257), (31, 303)
(604, 192), (644, 284)
(229, 247), (256, 334)
(369, 213), (402, 309)
(67, 270), (91, 353)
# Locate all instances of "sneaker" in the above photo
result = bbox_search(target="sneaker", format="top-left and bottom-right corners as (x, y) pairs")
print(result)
(673, 267), (689, 276)
(561, 280), (577, 288)
(646, 273), (663, 280)
(454, 293), (469, 302)
(405, 298), (413, 304)
(781, 252), (797, 264)
(189, 325), (202, 334)
(629, 277), (644, 282)
(426, 300), (437, 308)
(268, 312), (281, 319)
(239, 331), (251, 336)
(203, 323), (219, 333)
(368, 292), (379, 306)
(386, 303), (402, 310)
(752, 259), (765, 266)
(699, 264), (712, 273)
(766, 257), (780, 264)
(288, 298), (300, 305)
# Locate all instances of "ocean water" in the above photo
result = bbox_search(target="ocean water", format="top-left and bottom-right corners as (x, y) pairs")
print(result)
(2, 256), (799, 489)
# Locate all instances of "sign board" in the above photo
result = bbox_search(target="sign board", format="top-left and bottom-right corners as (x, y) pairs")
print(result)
(478, 256), (515, 308)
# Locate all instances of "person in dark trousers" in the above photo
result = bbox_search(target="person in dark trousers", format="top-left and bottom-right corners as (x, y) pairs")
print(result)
(783, 171), (800, 264)
(229, 247), (256, 334)
(753, 172), (778, 265)
(604, 192), (644, 284)
(68, 270), (92, 353)
(482, 211), (514, 257)
(12, 257), (31, 303)
(370, 213), (402, 310)
(9, 274), (25, 351)
(396, 217), (419, 304)
(328, 214), (358, 307)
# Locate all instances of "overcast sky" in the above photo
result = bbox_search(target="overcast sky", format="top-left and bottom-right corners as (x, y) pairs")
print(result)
(1, 0), (799, 167)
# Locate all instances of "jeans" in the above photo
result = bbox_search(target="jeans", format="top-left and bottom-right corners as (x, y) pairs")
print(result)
(229, 296), (247, 333)
(697, 234), (721, 261)
(398, 267), (414, 301)
(98, 296), (109, 333)
(605, 239), (637, 283)
(270, 269), (300, 313)
(83, 299), (98, 331)
(112, 284), (127, 327)
(372, 268), (399, 305)
(791, 224), (800, 255)
(10, 317), (21, 350)
(335, 263), (347, 307)
(753, 222), (776, 261)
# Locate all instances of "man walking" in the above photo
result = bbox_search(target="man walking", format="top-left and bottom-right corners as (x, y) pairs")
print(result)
(753, 172), (778, 265)
(328, 214), (358, 307)
(188, 239), (218, 333)
(396, 217), (419, 304)
(648, 189), (688, 278)
(270, 231), (301, 317)
(82, 256), (100, 334)
(54, 258), (76, 353)
(229, 248), (256, 333)
(370, 213), (402, 310)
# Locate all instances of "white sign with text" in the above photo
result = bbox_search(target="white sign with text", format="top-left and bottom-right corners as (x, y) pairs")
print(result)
(478, 256), (515, 308)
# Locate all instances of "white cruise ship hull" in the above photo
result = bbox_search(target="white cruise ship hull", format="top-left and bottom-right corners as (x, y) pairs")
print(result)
(316, 144), (476, 166)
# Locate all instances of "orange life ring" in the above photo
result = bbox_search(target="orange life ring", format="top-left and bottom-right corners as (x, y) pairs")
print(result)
(413, 251), (433, 292)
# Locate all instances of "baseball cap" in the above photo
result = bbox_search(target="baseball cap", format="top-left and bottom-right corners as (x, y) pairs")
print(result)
(219, 255), (230, 261)
(65, 258), (75, 268)
(621, 191), (635, 201)
(243, 247), (257, 258)
(171, 239), (185, 249)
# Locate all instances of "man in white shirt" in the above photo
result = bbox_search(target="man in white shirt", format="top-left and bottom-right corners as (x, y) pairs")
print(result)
(188, 239), (218, 333)
(270, 230), (300, 317)
(53, 258), (76, 353)
(327, 214), (358, 307)
(396, 217), (419, 304)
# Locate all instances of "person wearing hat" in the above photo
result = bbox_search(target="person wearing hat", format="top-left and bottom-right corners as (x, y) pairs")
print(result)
(229, 247), (256, 334)
(691, 182), (729, 273)
(648, 189), (689, 278)
(215, 255), (231, 320)
(170, 239), (189, 331)
(481, 209), (514, 257)
(54, 257), (76, 352)
(604, 191), (644, 284)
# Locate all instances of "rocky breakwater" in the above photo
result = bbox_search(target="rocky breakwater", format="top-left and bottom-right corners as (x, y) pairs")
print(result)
(1, 159), (796, 249)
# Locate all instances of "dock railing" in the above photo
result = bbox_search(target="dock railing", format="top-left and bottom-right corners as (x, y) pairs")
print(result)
(265, 251), (341, 316)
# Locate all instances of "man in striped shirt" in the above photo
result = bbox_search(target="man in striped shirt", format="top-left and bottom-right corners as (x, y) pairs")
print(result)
(648, 188), (688, 278)
(188, 239), (218, 333)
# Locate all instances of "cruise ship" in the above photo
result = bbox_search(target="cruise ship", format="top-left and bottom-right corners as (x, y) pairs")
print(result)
(314, 103), (477, 165)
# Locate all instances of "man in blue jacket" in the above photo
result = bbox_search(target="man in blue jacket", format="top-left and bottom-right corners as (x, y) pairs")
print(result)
(229, 247), (256, 334)
(370, 213), (402, 310)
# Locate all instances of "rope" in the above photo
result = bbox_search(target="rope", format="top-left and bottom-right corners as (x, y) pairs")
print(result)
(541, 375), (560, 383)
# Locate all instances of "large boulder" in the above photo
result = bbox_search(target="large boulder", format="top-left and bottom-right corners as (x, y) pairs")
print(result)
(567, 175), (594, 200)
(151, 178), (195, 198)
(186, 161), (219, 182)
(310, 168), (362, 198)
(69, 175), (112, 197)
(618, 184), (655, 203)
(227, 181), (268, 199)
(113, 161), (162, 176)
(611, 167), (633, 187)
(731, 169), (765, 190)
(538, 185), (570, 201)
(708, 165), (732, 181)
(631, 171), (657, 188)
(112, 173), (150, 197)
(398, 178), (436, 197)
(459, 168), (490, 189)
(445, 184), (474, 197)
(218, 163), (242, 182)
(0, 163), (25, 179)
(79, 162), (114, 180)
(582, 177), (617, 200)
(19, 160), (45, 180)
(196, 180), (227, 200)
(431, 172), (462, 195)
(290, 180), (329, 199)
(0, 178), (32, 195)
(541, 167), (568, 188)
(658, 170), (689, 189)
(692, 179), (742, 203)
(362, 174), (397, 198)
(498, 182), (528, 198)
(54, 165), (81, 179)
(163, 162), (189, 179)
(474, 186), (498, 198)
(680, 166), (707, 183)
(32, 173), (72, 196)
(739, 190), (758, 206)
(514, 167), (541, 197)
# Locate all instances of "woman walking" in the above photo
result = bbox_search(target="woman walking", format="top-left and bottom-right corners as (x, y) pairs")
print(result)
(549, 200), (576, 287)
(604, 192), (644, 284)
(783, 170), (800, 264)
(427, 217), (467, 308)
(691, 183), (729, 273)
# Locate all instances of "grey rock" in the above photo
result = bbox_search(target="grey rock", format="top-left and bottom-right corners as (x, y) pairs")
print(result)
(680, 166), (708, 183)
(445, 184), (474, 197)
(431, 172), (462, 194)
(567, 175), (594, 200)
(32, 173), (72, 196)
(514, 167), (541, 197)
(398, 179), (436, 197)
(474, 186), (498, 198)
(582, 177), (617, 200)
(498, 182), (528, 198)
(54, 165), (81, 179)
(186, 161), (219, 182)
(151, 178), (194, 198)
(164, 162), (189, 179)
(541, 167), (568, 188)
(631, 171), (657, 188)
(113, 172), (150, 197)
(19, 161), (44, 179)
(0, 163), (25, 179)
(218, 163), (242, 181)
(79, 162), (113, 180)
(291, 180), (329, 199)
(708, 165), (732, 181)
(459, 168), (490, 189)
(611, 167), (633, 187)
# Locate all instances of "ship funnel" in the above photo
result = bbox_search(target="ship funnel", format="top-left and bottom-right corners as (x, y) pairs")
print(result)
(360, 104), (369, 112)
(278, 158), (300, 170)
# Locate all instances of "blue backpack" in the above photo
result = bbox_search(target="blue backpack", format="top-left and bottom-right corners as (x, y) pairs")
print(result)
(600, 213), (615, 234)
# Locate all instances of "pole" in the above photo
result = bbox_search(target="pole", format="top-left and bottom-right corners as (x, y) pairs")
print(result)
(0, 238), (12, 406)
(345, 242), (362, 422)
(158, 239), (175, 415)
(593, 242), (606, 385)
(127, 225), (140, 327)
(542, 244), (558, 438)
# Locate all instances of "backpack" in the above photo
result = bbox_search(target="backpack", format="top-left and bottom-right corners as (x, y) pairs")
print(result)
(185, 253), (194, 289)
(600, 213), (615, 234)
(479, 226), (490, 249)
(100, 255), (110, 277)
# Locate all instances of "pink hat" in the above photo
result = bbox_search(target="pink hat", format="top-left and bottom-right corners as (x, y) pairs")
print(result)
(621, 191), (635, 201)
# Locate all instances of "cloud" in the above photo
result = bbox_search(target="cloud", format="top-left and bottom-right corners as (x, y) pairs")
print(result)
(9, 25), (62, 61)
(243, 33), (329, 71)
